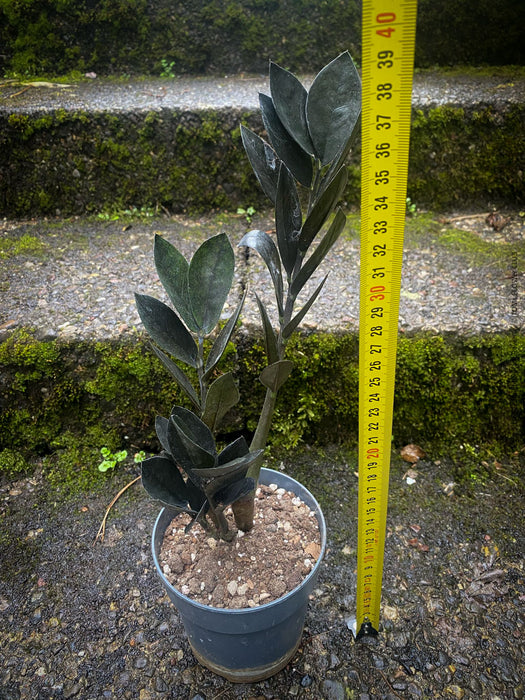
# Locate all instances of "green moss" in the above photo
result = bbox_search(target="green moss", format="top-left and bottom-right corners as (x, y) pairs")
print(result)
(0, 330), (523, 492)
(0, 449), (31, 479)
(0, 107), (269, 217)
(0, 234), (47, 260)
(2, 95), (523, 217)
(394, 333), (525, 452)
(1, 0), (522, 77)
(409, 104), (525, 208)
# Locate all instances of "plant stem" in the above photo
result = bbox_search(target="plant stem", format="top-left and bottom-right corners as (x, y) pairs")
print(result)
(197, 336), (206, 409)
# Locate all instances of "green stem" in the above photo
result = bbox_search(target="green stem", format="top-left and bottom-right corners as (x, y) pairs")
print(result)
(197, 335), (206, 410)
(249, 388), (277, 469)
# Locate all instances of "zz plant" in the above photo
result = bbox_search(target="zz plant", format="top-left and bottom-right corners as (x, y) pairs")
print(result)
(135, 51), (361, 539)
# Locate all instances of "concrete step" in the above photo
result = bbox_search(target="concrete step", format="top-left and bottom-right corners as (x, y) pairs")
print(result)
(1, 210), (523, 341)
(0, 209), (523, 461)
(1, 70), (524, 217)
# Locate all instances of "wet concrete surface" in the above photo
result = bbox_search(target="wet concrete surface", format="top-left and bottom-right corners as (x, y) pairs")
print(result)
(1, 209), (523, 343)
(1, 70), (524, 115)
(1, 447), (524, 699)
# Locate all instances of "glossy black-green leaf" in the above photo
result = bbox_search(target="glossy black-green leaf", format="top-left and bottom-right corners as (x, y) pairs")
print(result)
(214, 477), (257, 508)
(238, 229), (284, 316)
(151, 344), (200, 410)
(255, 293), (279, 365)
(276, 164), (302, 278)
(141, 455), (196, 512)
(270, 61), (314, 155)
(168, 407), (216, 472)
(153, 234), (198, 332)
(184, 499), (210, 533)
(240, 125), (279, 204)
(259, 93), (313, 188)
(259, 359), (294, 392)
(282, 276), (327, 340)
(321, 113), (361, 196)
(135, 293), (198, 368)
(200, 451), (263, 496)
(188, 233), (234, 336)
(204, 289), (246, 379)
(217, 435), (250, 465)
(299, 166), (347, 253)
(202, 372), (240, 432)
(197, 451), (259, 479)
(306, 51), (361, 165)
(291, 208), (346, 298)
(155, 415), (171, 454)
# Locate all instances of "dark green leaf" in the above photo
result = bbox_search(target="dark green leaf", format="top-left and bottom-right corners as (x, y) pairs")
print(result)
(259, 360), (294, 392)
(135, 293), (198, 368)
(240, 125), (279, 204)
(259, 93), (313, 188)
(184, 499), (210, 534)
(255, 293), (279, 365)
(238, 229), (284, 316)
(217, 436), (250, 465)
(202, 373), (240, 432)
(270, 61), (314, 155)
(141, 455), (197, 512)
(188, 233), (234, 336)
(214, 477), (256, 508)
(319, 113), (360, 197)
(200, 451), (263, 496)
(185, 478), (209, 513)
(276, 164), (302, 278)
(155, 415), (170, 454)
(197, 451), (259, 478)
(299, 166), (347, 253)
(291, 208), (346, 297)
(204, 289), (246, 379)
(153, 235), (198, 332)
(168, 407), (216, 472)
(151, 344), (200, 410)
(306, 51), (362, 165)
(282, 276), (327, 339)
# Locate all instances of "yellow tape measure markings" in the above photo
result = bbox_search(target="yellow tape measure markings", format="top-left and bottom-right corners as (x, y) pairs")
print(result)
(357, 0), (418, 638)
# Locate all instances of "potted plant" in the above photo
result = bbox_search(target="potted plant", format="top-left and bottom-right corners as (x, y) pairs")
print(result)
(134, 51), (361, 681)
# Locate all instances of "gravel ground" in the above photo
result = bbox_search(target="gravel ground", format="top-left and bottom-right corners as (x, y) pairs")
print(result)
(0, 209), (523, 342)
(1, 447), (523, 700)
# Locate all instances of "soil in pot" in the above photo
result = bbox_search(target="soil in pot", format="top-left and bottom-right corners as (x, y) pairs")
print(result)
(159, 483), (322, 609)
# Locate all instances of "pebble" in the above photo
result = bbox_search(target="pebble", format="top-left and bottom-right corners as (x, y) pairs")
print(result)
(321, 679), (346, 700)
(2, 429), (524, 699)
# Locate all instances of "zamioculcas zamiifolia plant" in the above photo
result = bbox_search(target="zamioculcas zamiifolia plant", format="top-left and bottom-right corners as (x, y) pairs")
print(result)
(135, 51), (361, 539)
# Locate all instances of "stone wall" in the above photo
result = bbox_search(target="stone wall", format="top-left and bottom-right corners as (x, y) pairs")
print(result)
(0, 0), (522, 78)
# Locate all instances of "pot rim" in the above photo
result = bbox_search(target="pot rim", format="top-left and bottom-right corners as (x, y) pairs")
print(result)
(152, 467), (327, 615)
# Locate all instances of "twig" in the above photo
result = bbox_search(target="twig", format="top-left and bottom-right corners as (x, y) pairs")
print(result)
(94, 475), (141, 544)
(378, 668), (405, 699)
(9, 86), (32, 98)
(446, 213), (490, 223)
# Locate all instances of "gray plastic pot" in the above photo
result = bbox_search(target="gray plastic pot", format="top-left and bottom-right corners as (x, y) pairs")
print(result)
(152, 467), (327, 682)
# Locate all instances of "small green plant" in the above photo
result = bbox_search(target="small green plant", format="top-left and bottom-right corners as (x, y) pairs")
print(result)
(135, 52), (361, 540)
(406, 196), (417, 216)
(96, 205), (155, 222)
(97, 212), (120, 222)
(160, 59), (175, 78)
(97, 447), (128, 472)
(236, 205), (256, 223)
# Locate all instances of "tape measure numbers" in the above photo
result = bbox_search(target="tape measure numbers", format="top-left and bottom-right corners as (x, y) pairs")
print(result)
(357, 0), (418, 638)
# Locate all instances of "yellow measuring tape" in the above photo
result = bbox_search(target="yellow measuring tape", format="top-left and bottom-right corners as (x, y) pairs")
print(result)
(357, 0), (418, 638)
